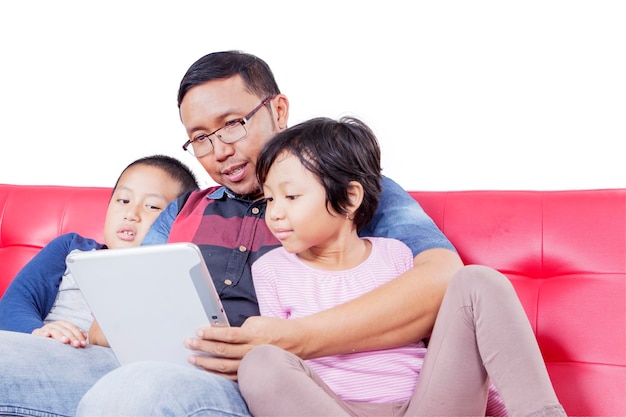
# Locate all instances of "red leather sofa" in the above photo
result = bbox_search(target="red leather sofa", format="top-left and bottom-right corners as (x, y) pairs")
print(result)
(1, 183), (624, 416)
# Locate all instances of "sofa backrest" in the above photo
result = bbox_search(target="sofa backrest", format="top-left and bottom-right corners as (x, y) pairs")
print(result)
(1, 184), (624, 415)
(411, 189), (625, 416)
(0, 184), (112, 295)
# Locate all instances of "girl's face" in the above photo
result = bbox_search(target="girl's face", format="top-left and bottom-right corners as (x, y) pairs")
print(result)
(103, 165), (182, 249)
(262, 152), (349, 255)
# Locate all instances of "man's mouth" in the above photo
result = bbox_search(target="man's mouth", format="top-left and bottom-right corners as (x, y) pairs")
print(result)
(223, 164), (246, 182)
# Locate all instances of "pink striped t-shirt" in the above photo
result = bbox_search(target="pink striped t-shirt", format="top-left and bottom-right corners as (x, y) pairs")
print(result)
(251, 237), (425, 403)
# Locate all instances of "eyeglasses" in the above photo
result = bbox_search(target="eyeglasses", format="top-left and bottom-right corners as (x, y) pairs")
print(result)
(182, 96), (275, 158)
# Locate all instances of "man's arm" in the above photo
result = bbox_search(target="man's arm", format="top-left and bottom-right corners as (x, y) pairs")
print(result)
(186, 177), (463, 376)
(141, 199), (178, 246)
(283, 247), (463, 359)
(187, 247), (462, 378)
(279, 176), (463, 357)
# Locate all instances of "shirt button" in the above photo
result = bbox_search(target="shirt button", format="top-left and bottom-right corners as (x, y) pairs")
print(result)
(252, 207), (260, 215)
(239, 245), (247, 252)
(224, 279), (233, 286)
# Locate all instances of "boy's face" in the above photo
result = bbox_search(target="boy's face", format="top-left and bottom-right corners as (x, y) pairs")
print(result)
(179, 75), (287, 197)
(103, 165), (182, 249)
(262, 152), (349, 255)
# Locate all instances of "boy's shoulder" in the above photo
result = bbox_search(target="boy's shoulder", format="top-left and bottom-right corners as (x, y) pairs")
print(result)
(47, 233), (104, 251)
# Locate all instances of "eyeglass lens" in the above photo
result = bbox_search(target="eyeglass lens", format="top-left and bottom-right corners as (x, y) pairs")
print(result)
(190, 123), (246, 157)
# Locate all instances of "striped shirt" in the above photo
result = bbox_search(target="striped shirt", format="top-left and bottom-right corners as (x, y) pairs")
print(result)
(252, 237), (508, 414)
(166, 186), (280, 326)
(252, 237), (424, 403)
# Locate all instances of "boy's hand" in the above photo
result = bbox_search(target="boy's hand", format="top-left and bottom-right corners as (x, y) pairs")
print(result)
(32, 320), (88, 348)
(88, 319), (110, 347)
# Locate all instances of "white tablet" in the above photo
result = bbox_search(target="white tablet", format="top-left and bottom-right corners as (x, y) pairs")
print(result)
(66, 242), (229, 367)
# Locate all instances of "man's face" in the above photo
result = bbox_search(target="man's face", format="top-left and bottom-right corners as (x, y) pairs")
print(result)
(179, 75), (287, 196)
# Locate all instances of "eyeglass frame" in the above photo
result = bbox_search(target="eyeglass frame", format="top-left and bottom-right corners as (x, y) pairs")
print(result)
(182, 95), (276, 157)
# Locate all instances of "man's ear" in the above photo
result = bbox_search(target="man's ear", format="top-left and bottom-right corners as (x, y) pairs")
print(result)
(346, 181), (364, 217)
(271, 94), (290, 131)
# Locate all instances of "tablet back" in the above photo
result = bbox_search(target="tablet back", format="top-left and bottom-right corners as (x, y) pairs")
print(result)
(66, 242), (229, 367)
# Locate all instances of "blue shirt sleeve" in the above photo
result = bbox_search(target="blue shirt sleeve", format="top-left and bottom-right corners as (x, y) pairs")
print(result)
(142, 198), (179, 246)
(359, 176), (457, 257)
(0, 233), (102, 333)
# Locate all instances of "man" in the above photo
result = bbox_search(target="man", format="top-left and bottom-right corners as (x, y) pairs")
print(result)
(76, 50), (464, 416)
(0, 51), (462, 417)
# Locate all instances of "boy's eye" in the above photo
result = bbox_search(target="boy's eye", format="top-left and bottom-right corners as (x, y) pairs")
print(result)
(117, 198), (130, 204)
(146, 204), (163, 211)
(286, 195), (298, 200)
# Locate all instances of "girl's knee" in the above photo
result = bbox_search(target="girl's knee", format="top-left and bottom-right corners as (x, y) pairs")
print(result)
(451, 265), (514, 296)
(240, 344), (282, 372)
(239, 345), (282, 385)
(239, 345), (288, 403)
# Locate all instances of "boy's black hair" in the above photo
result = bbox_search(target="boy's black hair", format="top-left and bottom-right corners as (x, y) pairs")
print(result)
(114, 154), (199, 195)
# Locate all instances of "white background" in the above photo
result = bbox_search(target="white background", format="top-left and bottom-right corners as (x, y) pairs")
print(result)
(1, 1), (624, 191)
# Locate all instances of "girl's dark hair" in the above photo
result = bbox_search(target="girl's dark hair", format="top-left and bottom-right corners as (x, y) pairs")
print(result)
(178, 50), (281, 107)
(114, 154), (199, 195)
(256, 117), (382, 230)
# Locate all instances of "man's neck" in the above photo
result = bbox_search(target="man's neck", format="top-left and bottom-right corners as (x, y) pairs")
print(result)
(228, 187), (264, 202)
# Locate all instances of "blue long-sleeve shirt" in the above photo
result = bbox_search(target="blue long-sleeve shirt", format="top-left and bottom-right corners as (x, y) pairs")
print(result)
(0, 233), (103, 333)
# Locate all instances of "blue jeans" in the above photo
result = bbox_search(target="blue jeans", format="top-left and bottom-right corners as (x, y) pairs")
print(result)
(76, 361), (251, 417)
(0, 331), (250, 417)
(0, 330), (119, 417)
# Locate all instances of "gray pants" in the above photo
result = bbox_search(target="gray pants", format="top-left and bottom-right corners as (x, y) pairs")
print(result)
(238, 265), (566, 417)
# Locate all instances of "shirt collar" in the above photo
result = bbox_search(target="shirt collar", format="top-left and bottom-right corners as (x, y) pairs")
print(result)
(207, 186), (260, 203)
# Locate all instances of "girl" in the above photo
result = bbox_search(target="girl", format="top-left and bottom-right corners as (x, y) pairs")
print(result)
(238, 117), (565, 417)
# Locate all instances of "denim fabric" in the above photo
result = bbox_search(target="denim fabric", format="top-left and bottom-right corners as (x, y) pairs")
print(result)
(359, 177), (456, 256)
(0, 330), (119, 417)
(0, 331), (248, 417)
(76, 361), (251, 417)
(142, 198), (179, 245)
